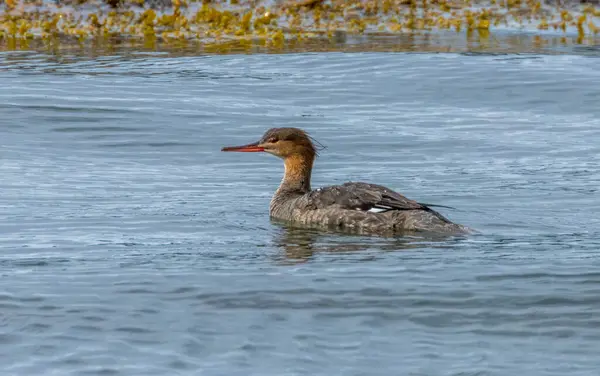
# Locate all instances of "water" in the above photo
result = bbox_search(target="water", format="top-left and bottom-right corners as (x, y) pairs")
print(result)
(1, 37), (600, 375)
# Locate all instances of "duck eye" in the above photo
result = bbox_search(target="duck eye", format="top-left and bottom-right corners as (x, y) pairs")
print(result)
(267, 137), (278, 143)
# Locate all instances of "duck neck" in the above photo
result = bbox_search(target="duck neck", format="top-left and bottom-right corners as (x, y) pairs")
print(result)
(278, 153), (314, 194)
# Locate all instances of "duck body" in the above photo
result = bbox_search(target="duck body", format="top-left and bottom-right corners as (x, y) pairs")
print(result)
(270, 182), (469, 235)
(222, 127), (471, 236)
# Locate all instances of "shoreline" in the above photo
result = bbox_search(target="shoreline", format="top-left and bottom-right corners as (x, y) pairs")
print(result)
(1, 0), (599, 52)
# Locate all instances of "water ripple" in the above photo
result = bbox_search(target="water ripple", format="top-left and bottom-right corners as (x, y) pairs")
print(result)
(1, 50), (599, 376)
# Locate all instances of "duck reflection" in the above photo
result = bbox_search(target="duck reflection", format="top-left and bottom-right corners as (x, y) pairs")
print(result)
(271, 220), (465, 264)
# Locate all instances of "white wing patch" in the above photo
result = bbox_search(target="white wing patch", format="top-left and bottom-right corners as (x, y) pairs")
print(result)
(367, 207), (388, 213)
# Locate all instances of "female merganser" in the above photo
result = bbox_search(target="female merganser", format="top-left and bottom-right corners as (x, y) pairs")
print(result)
(222, 127), (470, 235)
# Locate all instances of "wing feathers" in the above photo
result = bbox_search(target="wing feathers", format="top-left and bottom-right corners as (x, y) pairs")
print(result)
(303, 181), (452, 223)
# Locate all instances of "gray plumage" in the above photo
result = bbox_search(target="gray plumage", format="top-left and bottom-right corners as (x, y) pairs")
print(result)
(270, 182), (469, 235)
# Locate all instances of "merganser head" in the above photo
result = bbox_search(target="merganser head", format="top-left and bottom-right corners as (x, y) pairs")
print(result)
(221, 127), (318, 159)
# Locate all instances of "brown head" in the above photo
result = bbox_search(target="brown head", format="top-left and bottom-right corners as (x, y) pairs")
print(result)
(221, 127), (318, 160)
(222, 128), (320, 193)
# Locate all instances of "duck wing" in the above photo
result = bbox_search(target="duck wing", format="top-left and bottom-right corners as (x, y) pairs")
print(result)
(301, 182), (453, 224)
(304, 181), (447, 216)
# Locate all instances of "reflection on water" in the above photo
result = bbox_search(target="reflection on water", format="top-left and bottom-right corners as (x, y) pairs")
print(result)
(1, 30), (599, 58)
(272, 222), (470, 264)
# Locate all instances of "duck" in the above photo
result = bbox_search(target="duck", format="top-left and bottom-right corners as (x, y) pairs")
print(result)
(221, 127), (470, 235)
